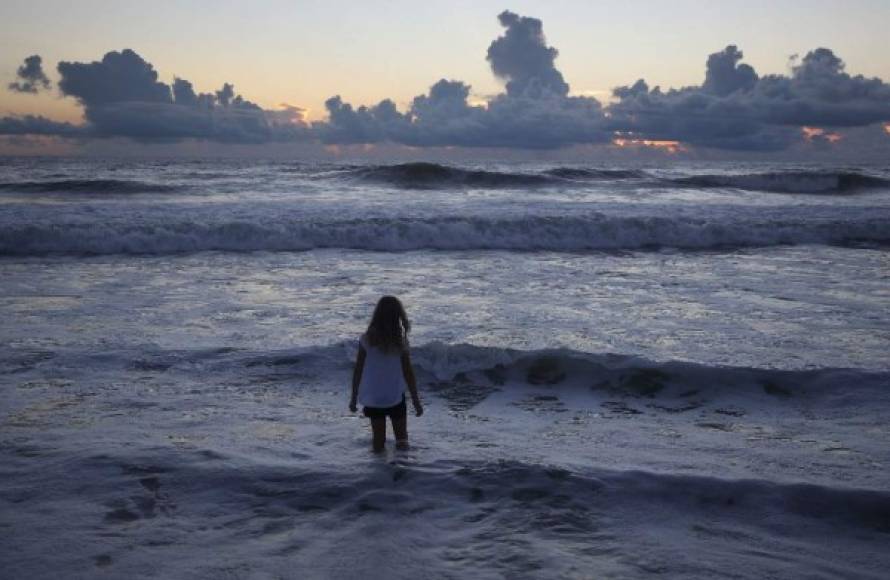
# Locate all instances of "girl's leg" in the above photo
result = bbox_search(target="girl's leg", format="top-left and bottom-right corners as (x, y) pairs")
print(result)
(391, 415), (408, 450)
(370, 417), (386, 453)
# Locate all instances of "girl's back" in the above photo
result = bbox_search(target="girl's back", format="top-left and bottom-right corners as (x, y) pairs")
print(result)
(357, 334), (406, 407)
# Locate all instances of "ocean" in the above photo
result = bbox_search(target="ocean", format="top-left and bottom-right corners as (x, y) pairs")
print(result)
(2, 157), (889, 579)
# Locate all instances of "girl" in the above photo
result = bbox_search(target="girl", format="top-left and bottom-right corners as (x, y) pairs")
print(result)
(350, 296), (423, 452)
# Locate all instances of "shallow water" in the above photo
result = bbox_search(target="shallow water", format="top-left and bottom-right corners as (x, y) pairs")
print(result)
(2, 158), (889, 578)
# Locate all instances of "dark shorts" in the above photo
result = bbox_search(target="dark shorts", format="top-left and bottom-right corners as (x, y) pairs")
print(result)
(363, 395), (407, 419)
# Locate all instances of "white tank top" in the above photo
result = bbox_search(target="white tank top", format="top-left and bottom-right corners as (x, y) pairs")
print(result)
(357, 334), (407, 407)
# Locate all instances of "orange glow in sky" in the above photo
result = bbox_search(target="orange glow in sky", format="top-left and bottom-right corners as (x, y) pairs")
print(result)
(802, 126), (843, 143)
(612, 137), (685, 153)
(884, 123), (890, 135)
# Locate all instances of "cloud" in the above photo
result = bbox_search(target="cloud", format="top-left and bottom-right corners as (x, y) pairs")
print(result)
(266, 103), (308, 126)
(702, 45), (758, 97)
(318, 12), (608, 149)
(47, 49), (307, 143)
(8, 55), (51, 93)
(315, 96), (407, 144)
(57, 49), (171, 106)
(754, 48), (890, 127)
(312, 12), (889, 151)
(317, 79), (609, 149)
(608, 45), (890, 150)
(3, 12), (890, 153)
(486, 10), (569, 98)
(0, 114), (83, 136)
(2, 49), (309, 143)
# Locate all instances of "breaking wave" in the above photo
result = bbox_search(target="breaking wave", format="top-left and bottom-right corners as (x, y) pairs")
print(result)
(341, 162), (647, 188)
(1, 213), (887, 256)
(337, 163), (889, 194)
(66, 341), (889, 395)
(12, 341), (887, 407)
(542, 167), (647, 180)
(0, 179), (184, 194)
(400, 341), (890, 396)
(3, 166), (885, 196)
(7, 335), (889, 578)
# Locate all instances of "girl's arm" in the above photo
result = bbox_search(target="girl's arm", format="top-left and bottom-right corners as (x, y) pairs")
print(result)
(350, 346), (366, 412)
(401, 350), (423, 416)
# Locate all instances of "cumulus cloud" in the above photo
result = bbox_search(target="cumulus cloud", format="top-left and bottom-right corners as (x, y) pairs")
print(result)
(322, 14), (890, 151)
(57, 49), (170, 106)
(8, 55), (52, 93)
(0, 49), (308, 143)
(702, 45), (758, 96)
(317, 81), (608, 149)
(3, 11), (890, 152)
(755, 48), (890, 127)
(608, 45), (890, 150)
(486, 10), (569, 98)
(318, 11), (608, 149)
(50, 49), (308, 143)
(0, 114), (82, 136)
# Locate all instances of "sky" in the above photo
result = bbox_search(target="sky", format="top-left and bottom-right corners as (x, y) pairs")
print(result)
(1, 0), (889, 158)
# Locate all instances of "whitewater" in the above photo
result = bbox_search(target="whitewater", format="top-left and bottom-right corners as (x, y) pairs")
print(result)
(2, 158), (889, 579)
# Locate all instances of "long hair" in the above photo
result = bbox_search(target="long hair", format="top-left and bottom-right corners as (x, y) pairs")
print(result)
(365, 295), (411, 353)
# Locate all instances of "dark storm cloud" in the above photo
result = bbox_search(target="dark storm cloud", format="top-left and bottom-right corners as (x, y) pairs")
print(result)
(0, 114), (82, 136)
(36, 49), (306, 143)
(317, 96), (407, 144)
(171, 77), (199, 107)
(317, 80), (608, 149)
(57, 49), (171, 106)
(4, 11), (890, 152)
(318, 11), (608, 149)
(52, 49), (307, 143)
(702, 45), (757, 97)
(608, 46), (890, 150)
(320, 14), (890, 151)
(2, 48), (307, 143)
(8, 55), (51, 93)
(754, 48), (890, 127)
(486, 10), (569, 98)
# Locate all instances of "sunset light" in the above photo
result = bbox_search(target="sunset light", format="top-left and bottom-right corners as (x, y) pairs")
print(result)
(802, 126), (843, 143)
(612, 137), (685, 153)
(2, 4), (890, 578)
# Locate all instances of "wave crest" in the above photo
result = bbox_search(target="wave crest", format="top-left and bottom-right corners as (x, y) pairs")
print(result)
(404, 341), (887, 392)
(542, 167), (647, 180)
(0, 179), (183, 194)
(339, 163), (889, 194)
(2, 213), (887, 255)
(342, 162), (646, 189)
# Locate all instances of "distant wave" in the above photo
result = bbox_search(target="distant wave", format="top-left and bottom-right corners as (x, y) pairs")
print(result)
(0, 179), (183, 194)
(669, 171), (890, 194)
(337, 163), (890, 194)
(2, 213), (887, 255)
(4, 166), (886, 196)
(542, 167), (647, 180)
(341, 162), (647, 188)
